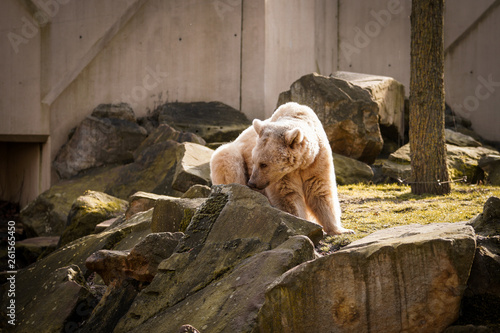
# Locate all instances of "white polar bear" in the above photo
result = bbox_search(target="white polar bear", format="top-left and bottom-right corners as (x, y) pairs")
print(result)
(210, 102), (353, 235)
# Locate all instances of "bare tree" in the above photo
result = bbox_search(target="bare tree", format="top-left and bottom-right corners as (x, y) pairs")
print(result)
(409, 0), (450, 195)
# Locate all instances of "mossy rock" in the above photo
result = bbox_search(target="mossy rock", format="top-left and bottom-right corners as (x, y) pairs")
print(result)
(447, 145), (499, 182)
(20, 166), (121, 237)
(333, 153), (374, 185)
(59, 191), (128, 246)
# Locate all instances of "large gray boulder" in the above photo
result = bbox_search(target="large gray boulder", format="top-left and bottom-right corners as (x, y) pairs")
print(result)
(53, 103), (147, 179)
(333, 71), (405, 136)
(126, 187), (210, 221)
(256, 222), (476, 332)
(278, 72), (405, 164)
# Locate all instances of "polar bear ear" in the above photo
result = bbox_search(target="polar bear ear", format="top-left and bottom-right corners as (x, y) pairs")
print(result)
(285, 128), (304, 148)
(253, 119), (264, 136)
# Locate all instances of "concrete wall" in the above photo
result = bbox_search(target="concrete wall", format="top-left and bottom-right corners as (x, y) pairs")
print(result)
(263, 0), (317, 113)
(1, 0), (499, 207)
(46, 0), (242, 159)
(337, 0), (411, 89)
(0, 0), (47, 139)
(0, 0), (51, 207)
(444, 0), (500, 142)
(241, 0), (337, 119)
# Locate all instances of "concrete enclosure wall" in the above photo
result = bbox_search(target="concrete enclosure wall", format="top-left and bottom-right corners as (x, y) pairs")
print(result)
(1, 0), (499, 207)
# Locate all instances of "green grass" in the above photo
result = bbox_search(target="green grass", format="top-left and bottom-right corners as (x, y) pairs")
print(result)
(318, 183), (500, 254)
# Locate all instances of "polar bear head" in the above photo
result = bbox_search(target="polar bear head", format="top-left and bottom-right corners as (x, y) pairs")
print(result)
(247, 119), (305, 190)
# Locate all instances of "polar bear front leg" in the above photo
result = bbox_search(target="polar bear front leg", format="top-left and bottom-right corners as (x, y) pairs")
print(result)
(305, 180), (354, 235)
(265, 177), (308, 220)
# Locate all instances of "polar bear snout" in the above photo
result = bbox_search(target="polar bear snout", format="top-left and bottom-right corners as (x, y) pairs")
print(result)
(247, 180), (257, 189)
(247, 179), (269, 190)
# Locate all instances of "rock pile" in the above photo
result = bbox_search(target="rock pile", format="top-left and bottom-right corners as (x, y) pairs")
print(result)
(4, 185), (499, 332)
(20, 104), (223, 239)
(382, 138), (500, 184)
(278, 72), (405, 165)
(19, 95), (388, 249)
(277, 71), (500, 186)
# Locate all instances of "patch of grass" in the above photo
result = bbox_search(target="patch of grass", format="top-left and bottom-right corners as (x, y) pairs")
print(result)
(318, 183), (500, 255)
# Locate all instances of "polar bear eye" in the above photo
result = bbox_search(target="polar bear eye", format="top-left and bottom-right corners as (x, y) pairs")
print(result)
(259, 163), (268, 169)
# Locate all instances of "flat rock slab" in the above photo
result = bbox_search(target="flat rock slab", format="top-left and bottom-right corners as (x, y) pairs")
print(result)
(126, 191), (176, 219)
(95, 217), (119, 233)
(257, 222), (476, 332)
(445, 128), (482, 147)
(15, 236), (60, 265)
(155, 101), (251, 143)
